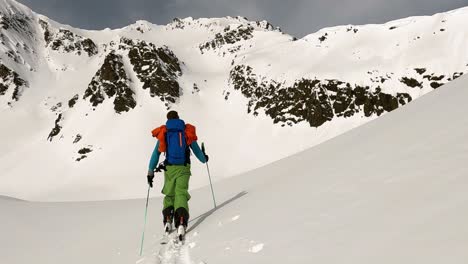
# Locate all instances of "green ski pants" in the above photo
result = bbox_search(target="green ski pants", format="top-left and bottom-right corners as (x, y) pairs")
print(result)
(162, 165), (191, 211)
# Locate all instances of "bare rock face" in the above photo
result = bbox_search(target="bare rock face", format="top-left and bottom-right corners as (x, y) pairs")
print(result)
(0, 12), (33, 37)
(200, 25), (254, 53)
(47, 113), (63, 141)
(39, 19), (98, 56)
(68, 94), (79, 108)
(120, 38), (182, 107)
(83, 51), (136, 113)
(229, 65), (413, 127)
(0, 63), (28, 103)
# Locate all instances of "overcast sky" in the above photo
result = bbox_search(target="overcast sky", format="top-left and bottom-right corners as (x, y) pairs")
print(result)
(17, 0), (468, 37)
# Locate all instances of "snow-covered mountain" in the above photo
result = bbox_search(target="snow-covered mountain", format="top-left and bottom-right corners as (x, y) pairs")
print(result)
(2, 68), (467, 264)
(0, 0), (467, 201)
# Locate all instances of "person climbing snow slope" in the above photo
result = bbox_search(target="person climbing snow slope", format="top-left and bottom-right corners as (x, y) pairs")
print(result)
(147, 110), (208, 240)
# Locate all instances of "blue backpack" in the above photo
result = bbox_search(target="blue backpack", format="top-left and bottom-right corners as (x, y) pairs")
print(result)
(165, 119), (188, 165)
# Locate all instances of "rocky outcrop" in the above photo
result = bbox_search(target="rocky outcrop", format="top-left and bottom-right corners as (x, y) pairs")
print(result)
(200, 25), (254, 53)
(120, 38), (182, 107)
(68, 94), (78, 108)
(73, 134), (82, 144)
(47, 113), (63, 141)
(83, 51), (136, 113)
(400, 77), (422, 88)
(76, 146), (93, 161)
(0, 63), (28, 103)
(39, 19), (98, 56)
(0, 12), (33, 37)
(229, 65), (413, 127)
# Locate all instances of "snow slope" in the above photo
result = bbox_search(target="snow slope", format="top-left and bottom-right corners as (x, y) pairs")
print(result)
(0, 0), (468, 201)
(1, 69), (467, 264)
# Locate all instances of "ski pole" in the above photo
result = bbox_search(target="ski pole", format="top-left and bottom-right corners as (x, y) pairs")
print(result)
(139, 186), (151, 256)
(202, 143), (217, 208)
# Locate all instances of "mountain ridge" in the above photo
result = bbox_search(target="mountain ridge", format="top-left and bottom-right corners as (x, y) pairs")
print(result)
(0, 0), (467, 201)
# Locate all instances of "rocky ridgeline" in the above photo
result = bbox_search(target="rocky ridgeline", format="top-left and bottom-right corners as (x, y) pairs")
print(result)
(167, 16), (277, 32)
(0, 63), (28, 104)
(229, 65), (467, 127)
(0, 11), (34, 37)
(83, 51), (136, 113)
(200, 25), (254, 53)
(39, 19), (98, 56)
(120, 37), (182, 107)
(229, 65), (431, 127)
(0, 9), (37, 70)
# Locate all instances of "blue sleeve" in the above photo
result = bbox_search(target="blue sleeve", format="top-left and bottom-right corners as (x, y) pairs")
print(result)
(148, 141), (161, 171)
(190, 141), (206, 163)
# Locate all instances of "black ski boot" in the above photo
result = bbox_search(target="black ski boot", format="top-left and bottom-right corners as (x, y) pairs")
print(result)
(174, 207), (189, 242)
(162, 206), (174, 234)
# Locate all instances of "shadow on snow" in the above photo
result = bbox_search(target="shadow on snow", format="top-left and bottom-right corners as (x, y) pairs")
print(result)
(187, 191), (248, 233)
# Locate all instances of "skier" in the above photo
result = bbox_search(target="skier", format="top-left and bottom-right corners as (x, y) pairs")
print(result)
(147, 110), (208, 240)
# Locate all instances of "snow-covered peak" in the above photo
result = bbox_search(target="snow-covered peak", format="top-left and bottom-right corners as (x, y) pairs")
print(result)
(164, 15), (279, 33)
(303, 5), (468, 41)
(0, 1), (467, 201)
(0, 0), (34, 17)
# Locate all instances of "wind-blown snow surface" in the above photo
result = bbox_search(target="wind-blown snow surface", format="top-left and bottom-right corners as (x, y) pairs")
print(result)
(1, 73), (467, 264)
(0, 0), (468, 201)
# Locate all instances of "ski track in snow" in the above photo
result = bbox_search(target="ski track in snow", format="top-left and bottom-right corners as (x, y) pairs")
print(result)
(137, 233), (194, 264)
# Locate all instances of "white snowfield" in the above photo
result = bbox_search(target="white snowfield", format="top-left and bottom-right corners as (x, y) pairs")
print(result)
(0, 0), (468, 201)
(1, 72), (467, 264)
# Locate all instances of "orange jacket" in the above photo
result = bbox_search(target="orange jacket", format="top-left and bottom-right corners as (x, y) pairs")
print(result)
(151, 124), (198, 153)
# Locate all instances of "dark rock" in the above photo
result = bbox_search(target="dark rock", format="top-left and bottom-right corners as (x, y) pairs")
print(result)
(78, 147), (92, 155)
(453, 72), (463, 80)
(47, 114), (63, 141)
(193, 83), (200, 94)
(83, 51), (136, 113)
(44, 25), (98, 56)
(68, 94), (79, 108)
(123, 38), (182, 106)
(39, 19), (52, 44)
(50, 102), (62, 112)
(229, 65), (413, 127)
(430, 82), (443, 89)
(6, 50), (21, 63)
(169, 18), (185, 29)
(76, 155), (87, 162)
(200, 25), (254, 53)
(414, 68), (426, 74)
(423, 74), (445, 81)
(318, 33), (328, 43)
(73, 134), (82, 144)
(400, 77), (422, 88)
(0, 63), (28, 102)
(0, 12), (33, 36)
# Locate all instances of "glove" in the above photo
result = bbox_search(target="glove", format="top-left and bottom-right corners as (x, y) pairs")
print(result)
(155, 163), (167, 172)
(147, 170), (154, 188)
(201, 143), (209, 162)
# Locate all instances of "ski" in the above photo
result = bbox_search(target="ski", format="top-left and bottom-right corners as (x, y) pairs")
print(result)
(176, 225), (186, 244)
(160, 221), (174, 245)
